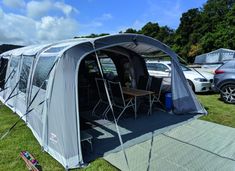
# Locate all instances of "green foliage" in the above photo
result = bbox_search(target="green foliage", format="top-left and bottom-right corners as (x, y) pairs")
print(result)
(74, 33), (110, 39)
(121, 0), (235, 63)
(124, 28), (138, 33)
(0, 44), (23, 54)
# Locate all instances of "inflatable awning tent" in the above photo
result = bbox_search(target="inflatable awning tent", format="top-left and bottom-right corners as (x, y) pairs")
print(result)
(194, 48), (235, 64)
(0, 34), (206, 169)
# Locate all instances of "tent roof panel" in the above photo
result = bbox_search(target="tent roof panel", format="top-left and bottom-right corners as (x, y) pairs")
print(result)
(1, 34), (166, 58)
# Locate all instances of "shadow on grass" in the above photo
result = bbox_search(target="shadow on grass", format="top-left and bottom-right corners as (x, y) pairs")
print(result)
(196, 91), (219, 95)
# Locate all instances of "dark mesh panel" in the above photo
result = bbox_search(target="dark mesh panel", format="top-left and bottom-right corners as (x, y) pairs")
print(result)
(95, 78), (108, 102)
(108, 81), (125, 107)
(149, 77), (163, 94)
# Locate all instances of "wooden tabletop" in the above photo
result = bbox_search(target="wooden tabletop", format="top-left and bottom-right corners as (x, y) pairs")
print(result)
(122, 87), (154, 97)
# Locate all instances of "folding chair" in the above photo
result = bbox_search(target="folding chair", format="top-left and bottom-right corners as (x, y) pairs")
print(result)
(148, 76), (164, 108)
(137, 75), (150, 90)
(92, 78), (110, 118)
(108, 81), (134, 122)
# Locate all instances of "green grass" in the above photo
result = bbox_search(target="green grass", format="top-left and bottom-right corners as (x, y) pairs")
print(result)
(0, 93), (234, 170)
(197, 93), (235, 128)
(0, 105), (118, 171)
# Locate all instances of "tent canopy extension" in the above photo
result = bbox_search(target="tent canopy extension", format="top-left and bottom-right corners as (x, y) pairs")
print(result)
(194, 48), (235, 64)
(0, 34), (206, 169)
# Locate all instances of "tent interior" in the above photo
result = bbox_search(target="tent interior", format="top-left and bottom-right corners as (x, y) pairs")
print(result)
(77, 46), (197, 162)
(78, 47), (148, 111)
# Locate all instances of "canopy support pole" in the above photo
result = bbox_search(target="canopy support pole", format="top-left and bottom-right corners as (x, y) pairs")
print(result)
(92, 42), (130, 171)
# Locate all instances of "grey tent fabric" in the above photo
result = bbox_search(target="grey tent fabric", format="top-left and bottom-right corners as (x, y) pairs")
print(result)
(195, 48), (235, 64)
(0, 34), (207, 169)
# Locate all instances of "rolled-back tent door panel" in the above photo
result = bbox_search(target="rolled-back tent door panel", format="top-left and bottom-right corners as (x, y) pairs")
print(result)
(171, 60), (206, 114)
(5, 55), (21, 108)
(15, 55), (34, 117)
(45, 43), (94, 168)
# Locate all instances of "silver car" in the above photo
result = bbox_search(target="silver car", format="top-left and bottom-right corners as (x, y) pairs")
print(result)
(213, 60), (235, 104)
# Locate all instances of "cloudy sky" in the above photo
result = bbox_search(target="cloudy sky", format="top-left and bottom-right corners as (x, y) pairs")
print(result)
(0, 0), (207, 45)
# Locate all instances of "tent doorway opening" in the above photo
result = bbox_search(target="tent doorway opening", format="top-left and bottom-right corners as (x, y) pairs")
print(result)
(78, 49), (134, 105)
(77, 47), (178, 163)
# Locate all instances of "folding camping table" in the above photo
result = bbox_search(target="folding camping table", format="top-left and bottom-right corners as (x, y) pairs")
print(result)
(122, 87), (154, 118)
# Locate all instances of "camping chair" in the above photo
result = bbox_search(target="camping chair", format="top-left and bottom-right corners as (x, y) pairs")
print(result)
(136, 75), (151, 111)
(137, 75), (150, 90)
(108, 81), (134, 122)
(92, 78), (110, 118)
(148, 76), (164, 109)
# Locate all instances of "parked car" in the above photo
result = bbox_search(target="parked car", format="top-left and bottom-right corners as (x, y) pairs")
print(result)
(213, 60), (235, 104)
(146, 61), (214, 93)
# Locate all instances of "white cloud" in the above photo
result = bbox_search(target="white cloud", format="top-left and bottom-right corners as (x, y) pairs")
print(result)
(36, 16), (79, 41)
(26, 0), (52, 18)
(0, 12), (36, 45)
(0, 8), (3, 18)
(26, 0), (79, 19)
(0, 9), (79, 45)
(2, 0), (26, 9)
(0, 3), (113, 44)
(54, 2), (79, 17)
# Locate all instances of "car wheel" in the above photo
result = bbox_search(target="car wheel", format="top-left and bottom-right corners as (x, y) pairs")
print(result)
(187, 80), (195, 92)
(220, 84), (235, 104)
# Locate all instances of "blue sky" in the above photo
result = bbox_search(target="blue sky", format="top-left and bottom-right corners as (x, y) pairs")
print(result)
(0, 0), (207, 45)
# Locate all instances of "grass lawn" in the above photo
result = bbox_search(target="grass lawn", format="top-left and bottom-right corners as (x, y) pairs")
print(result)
(197, 93), (235, 128)
(0, 93), (234, 170)
(0, 105), (117, 171)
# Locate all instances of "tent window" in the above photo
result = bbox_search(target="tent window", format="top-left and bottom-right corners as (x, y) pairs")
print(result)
(19, 56), (33, 93)
(0, 58), (9, 89)
(33, 56), (56, 90)
(10, 56), (20, 69)
(100, 58), (118, 76)
(9, 56), (20, 80)
(44, 46), (67, 53)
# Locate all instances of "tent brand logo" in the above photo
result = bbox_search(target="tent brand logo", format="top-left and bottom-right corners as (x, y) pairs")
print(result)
(49, 133), (58, 144)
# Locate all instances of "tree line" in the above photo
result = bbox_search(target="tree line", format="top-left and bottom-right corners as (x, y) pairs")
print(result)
(80, 0), (235, 63)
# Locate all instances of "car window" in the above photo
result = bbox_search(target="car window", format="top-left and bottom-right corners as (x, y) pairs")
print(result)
(168, 63), (191, 71)
(181, 65), (191, 71)
(146, 63), (156, 70)
(220, 61), (235, 69)
(155, 63), (169, 72)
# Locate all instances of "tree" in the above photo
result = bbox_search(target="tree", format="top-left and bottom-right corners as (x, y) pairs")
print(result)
(124, 28), (138, 33)
(139, 22), (160, 38)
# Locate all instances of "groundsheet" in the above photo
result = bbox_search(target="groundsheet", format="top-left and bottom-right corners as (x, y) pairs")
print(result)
(104, 120), (235, 171)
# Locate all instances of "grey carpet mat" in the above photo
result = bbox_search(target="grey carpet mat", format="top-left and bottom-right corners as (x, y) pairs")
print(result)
(104, 120), (235, 171)
(81, 110), (199, 162)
